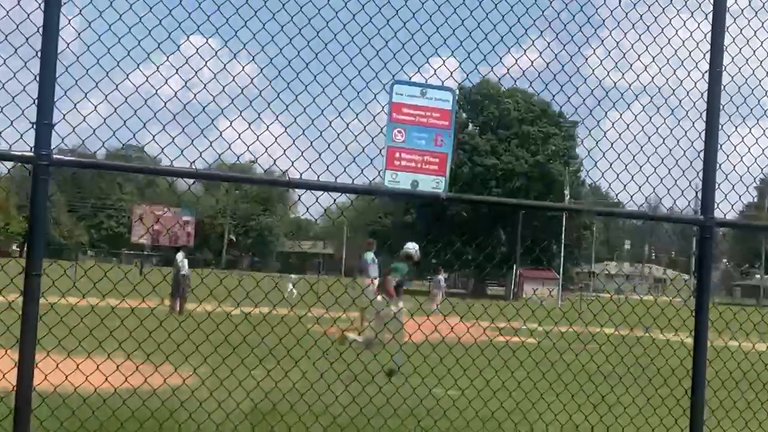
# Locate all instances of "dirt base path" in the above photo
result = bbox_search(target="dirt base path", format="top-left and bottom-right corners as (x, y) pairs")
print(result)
(0, 293), (763, 352)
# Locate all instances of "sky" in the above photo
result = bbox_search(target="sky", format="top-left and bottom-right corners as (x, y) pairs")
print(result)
(1, 0), (767, 219)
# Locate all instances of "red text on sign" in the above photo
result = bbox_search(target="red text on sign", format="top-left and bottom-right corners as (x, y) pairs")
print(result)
(385, 146), (449, 177)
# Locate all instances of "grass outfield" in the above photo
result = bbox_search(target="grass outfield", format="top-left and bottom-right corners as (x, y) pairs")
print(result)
(0, 258), (765, 431)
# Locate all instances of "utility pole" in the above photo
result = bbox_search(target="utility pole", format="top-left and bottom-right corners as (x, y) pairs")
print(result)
(504, 210), (525, 301)
(642, 243), (648, 295)
(515, 211), (524, 267)
(590, 222), (596, 295)
(557, 167), (569, 308)
(761, 193), (767, 305)
(690, 236), (696, 281)
(690, 187), (700, 288)
(220, 186), (232, 269)
(570, 197), (614, 295)
(341, 220), (348, 277)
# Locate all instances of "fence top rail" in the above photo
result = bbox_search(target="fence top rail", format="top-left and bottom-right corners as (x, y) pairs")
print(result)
(713, 218), (768, 231)
(0, 150), (703, 226)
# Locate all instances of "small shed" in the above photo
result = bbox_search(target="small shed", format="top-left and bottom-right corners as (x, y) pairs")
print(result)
(517, 268), (560, 299)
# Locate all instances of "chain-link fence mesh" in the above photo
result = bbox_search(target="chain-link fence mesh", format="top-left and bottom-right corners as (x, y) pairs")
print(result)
(2, 0), (768, 430)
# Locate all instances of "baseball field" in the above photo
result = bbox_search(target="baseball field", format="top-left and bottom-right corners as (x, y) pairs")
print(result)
(0, 258), (764, 431)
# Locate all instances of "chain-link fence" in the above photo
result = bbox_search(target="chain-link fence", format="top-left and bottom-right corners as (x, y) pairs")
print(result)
(4, 0), (768, 430)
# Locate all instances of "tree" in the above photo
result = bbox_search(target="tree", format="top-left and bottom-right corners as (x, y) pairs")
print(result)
(728, 176), (768, 268)
(7, 161), (91, 255)
(0, 174), (26, 244)
(451, 80), (581, 200)
(192, 161), (294, 269)
(423, 79), (585, 294)
(319, 194), (410, 274)
(48, 184), (89, 253)
(50, 144), (180, 251)
(325, 80), (587, 294)
(5, 144), (300, 263)
(596, 192), (699, 275)
(580, 183), (626, 263)
(283, 216), (320, 240)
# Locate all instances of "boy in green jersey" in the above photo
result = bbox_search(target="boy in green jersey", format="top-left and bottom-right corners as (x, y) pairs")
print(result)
(342, 241), (420, 370)
(342, 241), (420, 341)
(380, 242), (420, 306)
(377, 242), (420, 378)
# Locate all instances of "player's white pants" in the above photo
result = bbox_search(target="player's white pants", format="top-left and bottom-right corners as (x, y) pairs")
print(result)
(354, 279), (381, 336)
(383, 300), (406, 370)
(349, 280), (405, 370)
(287, 282), (298, 297)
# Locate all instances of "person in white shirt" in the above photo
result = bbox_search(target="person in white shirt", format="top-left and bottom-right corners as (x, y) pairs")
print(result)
(171, 246), (190, 314)
(286, 274), (298, 298)
(340, 238), (381, 345)
(429, 266), (447, 315)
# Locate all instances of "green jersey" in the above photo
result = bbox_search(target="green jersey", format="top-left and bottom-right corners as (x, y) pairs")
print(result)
(389, 261), (409, 281)
(389, 261), (409, 298)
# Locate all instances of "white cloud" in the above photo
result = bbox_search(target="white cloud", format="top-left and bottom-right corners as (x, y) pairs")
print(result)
(124, 35), (260, 107)
(0, 0), (81, 49)
(586, 94), (702, 209)
(578, 0), (768, 216)
(410, 56), (465, 88)
(488, 40), (549, 81)
(51, 30), (389, 217)
(328, 97), (388, 181)
(67, 33), (382, 196)
(583, 9), (709, 94)
(0, 0), (83, 151)
(65, 34), (263, 165)
(207, 110), (309, 178)
(719, 121), (768, 206)
(104, 34), (261, 113)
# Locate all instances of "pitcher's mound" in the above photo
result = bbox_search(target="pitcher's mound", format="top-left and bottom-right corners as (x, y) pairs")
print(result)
(0, 349), (194, 393)
(313, 315), (538, 345)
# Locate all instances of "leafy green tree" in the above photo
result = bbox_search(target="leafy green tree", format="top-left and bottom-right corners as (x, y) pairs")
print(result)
(323, 80), (590, 293)
(50, 145), (180, 251)
(579, 183), (626, 263)
(7, 162), (91, 254)
(283, 216), (320, 240)
(0, 174), (27, 243)
(319, 194), (411, 274)
(6, 146), (298, 264)
(192, 162), (294, 269)
(418, 79), (585, 294)
(728, 177), (768, 268)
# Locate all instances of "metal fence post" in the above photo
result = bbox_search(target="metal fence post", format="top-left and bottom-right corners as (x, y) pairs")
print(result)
(12, 0), (62, 431)
(689, 0), (728, 431)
